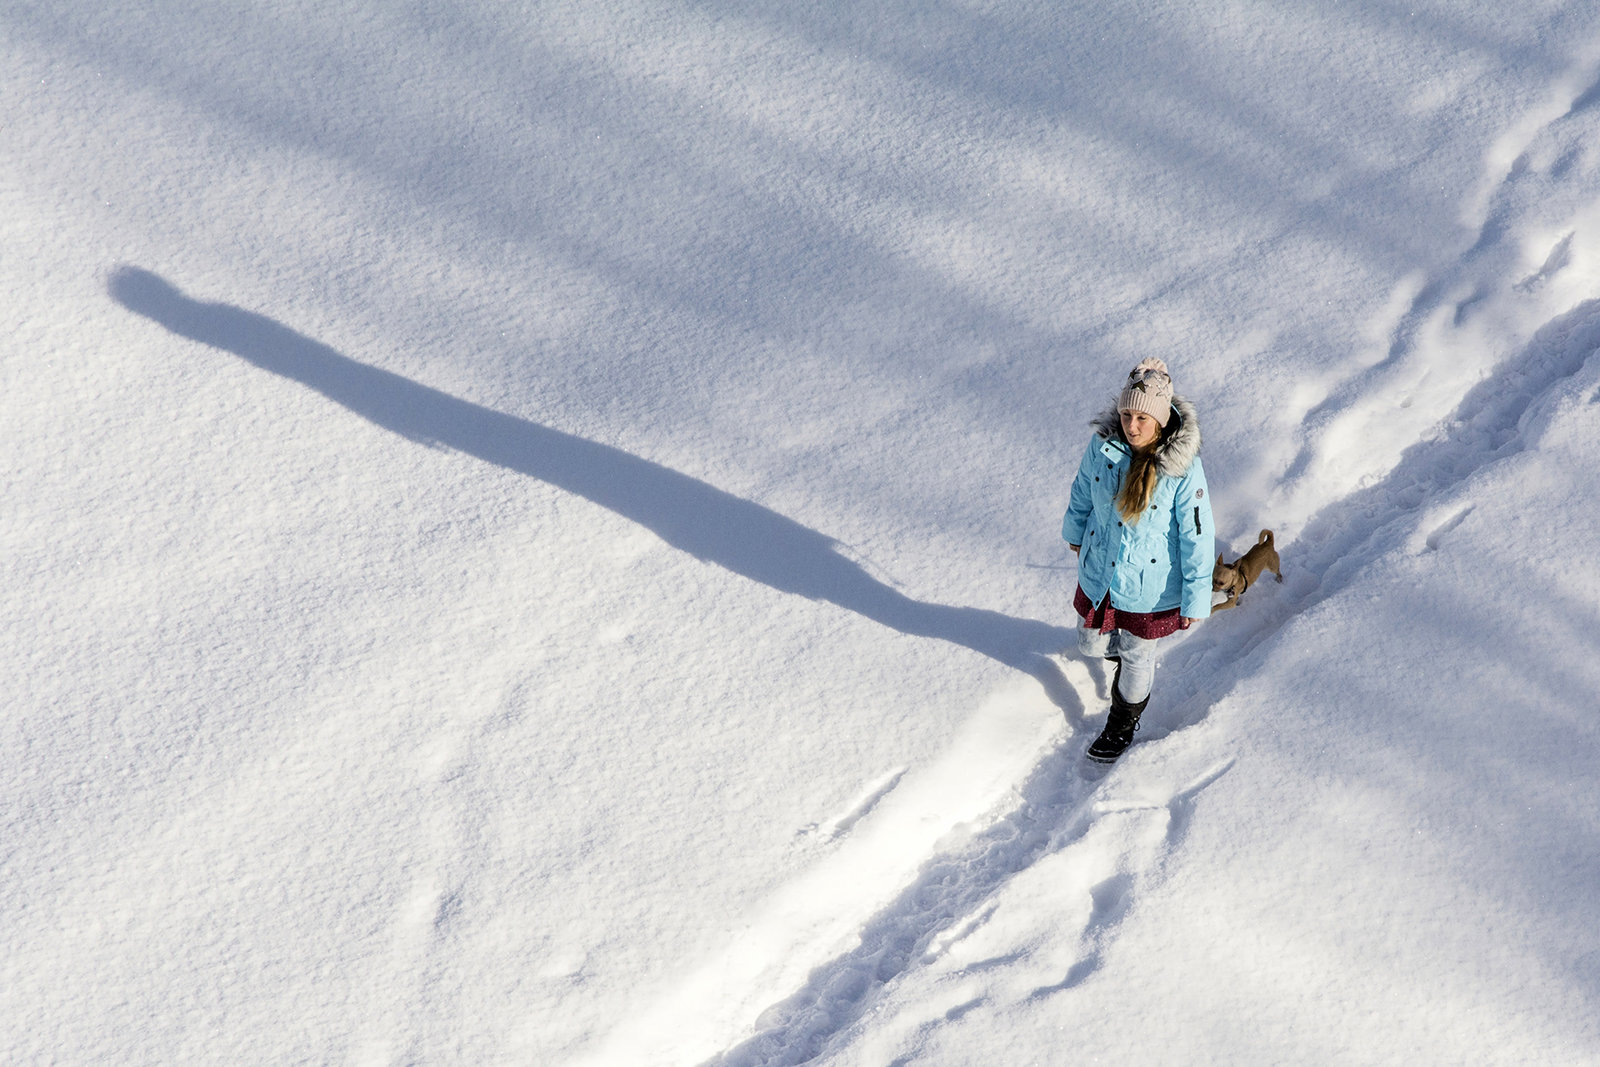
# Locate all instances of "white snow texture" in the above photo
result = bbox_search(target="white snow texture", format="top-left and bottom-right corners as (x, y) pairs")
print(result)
(5, 2), (1600, 1065)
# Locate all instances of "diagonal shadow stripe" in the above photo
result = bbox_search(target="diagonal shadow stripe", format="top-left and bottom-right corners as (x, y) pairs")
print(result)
(109, 267), (1074, 693)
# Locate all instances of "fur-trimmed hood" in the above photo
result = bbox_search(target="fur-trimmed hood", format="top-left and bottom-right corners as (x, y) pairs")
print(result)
(1089, 394), (1203, 479)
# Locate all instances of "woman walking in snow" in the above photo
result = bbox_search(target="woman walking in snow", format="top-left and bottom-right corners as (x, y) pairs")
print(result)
(1063, 358), (1214, 762)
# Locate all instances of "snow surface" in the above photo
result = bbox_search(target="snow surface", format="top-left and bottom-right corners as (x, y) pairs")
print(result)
(6, 2), (1600, 1064)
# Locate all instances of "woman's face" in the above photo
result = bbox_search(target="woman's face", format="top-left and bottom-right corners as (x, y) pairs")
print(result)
(1120, 409), (1161, 449)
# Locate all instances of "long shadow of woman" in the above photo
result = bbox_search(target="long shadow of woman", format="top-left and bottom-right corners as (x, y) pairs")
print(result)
(110, 267), (1076, 710)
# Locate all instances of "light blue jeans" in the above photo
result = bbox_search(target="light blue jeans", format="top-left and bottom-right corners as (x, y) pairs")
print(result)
(1077, 625), (1158, 703)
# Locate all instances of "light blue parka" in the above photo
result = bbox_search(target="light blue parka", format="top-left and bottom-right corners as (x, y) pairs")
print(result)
(1062, 396), (1215, 620)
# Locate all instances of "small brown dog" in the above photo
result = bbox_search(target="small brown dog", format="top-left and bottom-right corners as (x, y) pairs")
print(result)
(1212, 530), (1282, 611)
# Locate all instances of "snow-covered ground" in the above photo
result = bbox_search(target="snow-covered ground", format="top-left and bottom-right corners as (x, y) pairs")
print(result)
(6, 2), (1600, 1064)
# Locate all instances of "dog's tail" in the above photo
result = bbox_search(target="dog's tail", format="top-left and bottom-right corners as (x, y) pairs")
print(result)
(1257, 529), (1274, 545)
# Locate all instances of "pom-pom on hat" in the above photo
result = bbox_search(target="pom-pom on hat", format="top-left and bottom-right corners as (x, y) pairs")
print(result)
(1118, 357), (1174, 427)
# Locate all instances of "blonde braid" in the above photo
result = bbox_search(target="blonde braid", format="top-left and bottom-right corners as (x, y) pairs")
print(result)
(1115, 418), (1170, 523)
(1117, 450), (1162, 523)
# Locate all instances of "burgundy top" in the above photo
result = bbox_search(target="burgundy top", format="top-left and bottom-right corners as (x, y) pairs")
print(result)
(1074, 585), (1190, 639)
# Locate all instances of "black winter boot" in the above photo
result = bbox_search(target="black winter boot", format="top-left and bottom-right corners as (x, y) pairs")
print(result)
(1087, 678), (1150, 764)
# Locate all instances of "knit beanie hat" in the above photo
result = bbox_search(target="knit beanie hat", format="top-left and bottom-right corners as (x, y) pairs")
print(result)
(1118, 357), (1174, 427)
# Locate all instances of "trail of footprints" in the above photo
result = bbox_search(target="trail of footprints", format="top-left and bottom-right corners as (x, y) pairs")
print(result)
(706, 660), (1234, 1067)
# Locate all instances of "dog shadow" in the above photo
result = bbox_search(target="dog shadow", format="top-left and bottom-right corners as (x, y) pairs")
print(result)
(108, 267), (1075, 704)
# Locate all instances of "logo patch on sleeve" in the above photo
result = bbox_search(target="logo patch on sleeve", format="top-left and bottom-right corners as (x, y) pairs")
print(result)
(1195, 488), (1205, 499)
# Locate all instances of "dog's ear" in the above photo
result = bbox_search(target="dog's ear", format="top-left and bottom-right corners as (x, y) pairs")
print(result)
(1216, 553), (1225, 567)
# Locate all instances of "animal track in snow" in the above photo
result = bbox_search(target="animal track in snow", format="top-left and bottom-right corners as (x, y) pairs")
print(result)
(1515, 231), (1575, 292)
(1024, 873), (1132, 1001)
(1422, 505), (1476, 552)
(797, 767), (907, 842)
